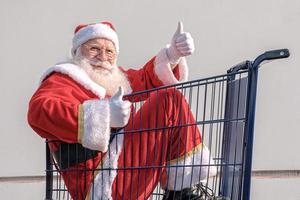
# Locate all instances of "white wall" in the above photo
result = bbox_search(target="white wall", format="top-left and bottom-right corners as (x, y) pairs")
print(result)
(1, 0), (299, 199)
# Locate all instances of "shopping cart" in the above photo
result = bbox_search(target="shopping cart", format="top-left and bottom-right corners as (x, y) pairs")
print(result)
(45, 49), (289, 200)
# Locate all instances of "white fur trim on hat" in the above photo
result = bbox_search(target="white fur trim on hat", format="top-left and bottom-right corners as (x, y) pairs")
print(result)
(72, 23), (119, 56)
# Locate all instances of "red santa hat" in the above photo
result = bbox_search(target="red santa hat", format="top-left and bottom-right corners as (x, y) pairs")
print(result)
(71, 21), (119, 56)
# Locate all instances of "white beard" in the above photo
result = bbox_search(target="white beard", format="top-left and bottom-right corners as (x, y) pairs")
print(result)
(72, 49), (131, 96)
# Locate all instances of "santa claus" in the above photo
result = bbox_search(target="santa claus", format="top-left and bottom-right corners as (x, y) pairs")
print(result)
(27, 21), (216, 200)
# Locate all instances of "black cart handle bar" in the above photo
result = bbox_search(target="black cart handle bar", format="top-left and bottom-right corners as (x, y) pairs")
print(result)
(253, 48), (290, 68)
(228, 48), (290, 73)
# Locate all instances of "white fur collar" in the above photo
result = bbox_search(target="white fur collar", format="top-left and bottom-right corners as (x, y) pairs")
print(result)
(40, 62), (108, 98)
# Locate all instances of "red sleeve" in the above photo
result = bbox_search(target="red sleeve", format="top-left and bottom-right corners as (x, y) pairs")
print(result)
(123, 48), (188, 96)
(124, 57), (165, 92)
(27, 73), (91, 143)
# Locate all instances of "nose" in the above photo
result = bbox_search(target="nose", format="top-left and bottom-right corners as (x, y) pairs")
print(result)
(96, 51), (108, 61)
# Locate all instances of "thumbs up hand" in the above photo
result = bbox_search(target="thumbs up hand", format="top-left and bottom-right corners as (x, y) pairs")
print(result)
(166, 22), (195, 64)
(109, 87), (132, 128)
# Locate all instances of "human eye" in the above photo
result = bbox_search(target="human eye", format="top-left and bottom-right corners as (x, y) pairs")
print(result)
(90, 46), (99, 52)
(106, 49), (114, 55)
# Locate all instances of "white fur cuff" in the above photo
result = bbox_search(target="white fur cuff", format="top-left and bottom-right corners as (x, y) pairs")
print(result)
(154, 47), (188, 85)
(80, 99), (111, 152)
(166, 144), (217, 191)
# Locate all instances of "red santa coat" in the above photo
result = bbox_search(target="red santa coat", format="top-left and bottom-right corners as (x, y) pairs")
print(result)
(28, 48), (215, 200)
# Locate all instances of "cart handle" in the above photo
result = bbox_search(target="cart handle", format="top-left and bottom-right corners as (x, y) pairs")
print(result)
(252, 49), (290, 69)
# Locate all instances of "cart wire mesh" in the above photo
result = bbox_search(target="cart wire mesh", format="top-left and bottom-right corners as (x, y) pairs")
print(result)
(45, 49), (289, 200)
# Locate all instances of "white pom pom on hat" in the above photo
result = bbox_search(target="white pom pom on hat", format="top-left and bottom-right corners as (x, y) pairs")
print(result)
(71, 21), (119, 56)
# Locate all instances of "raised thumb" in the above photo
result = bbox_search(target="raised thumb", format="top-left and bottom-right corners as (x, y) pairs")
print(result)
(174, 21), (183, 35)
(113, 86), (124, 100)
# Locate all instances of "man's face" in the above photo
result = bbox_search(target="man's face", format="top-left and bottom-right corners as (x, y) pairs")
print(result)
(73, 38), (130, 96)
(80, 38), (117, 69)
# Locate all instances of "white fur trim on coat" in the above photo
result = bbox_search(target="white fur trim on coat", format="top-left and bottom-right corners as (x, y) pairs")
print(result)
(40, 63), (106, 98)
(154, 47), (188, 85)
(81, 99), (110, 152)
(88, 133), (124, 200)
(166, 144), (217, 191)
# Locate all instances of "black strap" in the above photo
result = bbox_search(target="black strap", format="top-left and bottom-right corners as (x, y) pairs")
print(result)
(52, 143), (99, 169)
(52, 129), (121, 169)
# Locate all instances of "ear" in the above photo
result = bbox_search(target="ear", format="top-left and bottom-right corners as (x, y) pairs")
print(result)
(72, 46), (83, 58)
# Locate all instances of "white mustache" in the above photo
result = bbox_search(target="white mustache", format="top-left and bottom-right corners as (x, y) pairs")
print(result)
(89, 60), (113, 70)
